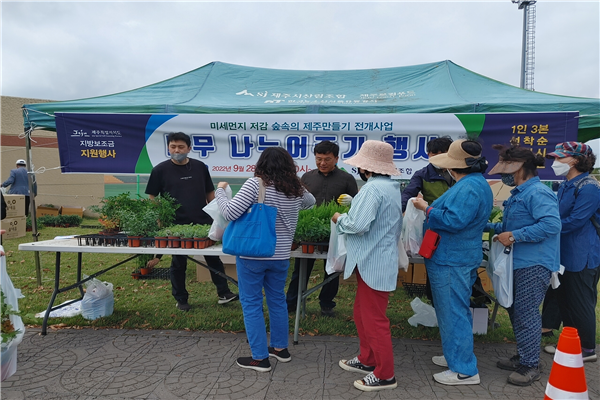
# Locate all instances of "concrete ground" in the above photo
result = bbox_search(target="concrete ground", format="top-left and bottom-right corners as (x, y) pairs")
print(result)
(1, 327), (598, 400)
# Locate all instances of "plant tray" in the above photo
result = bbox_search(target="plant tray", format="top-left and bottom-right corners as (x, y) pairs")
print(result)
(132, 267), (170, 280)
(299, 241), (329, 253)
(75, 233), (155, 247)
(402, 282), (427, 297)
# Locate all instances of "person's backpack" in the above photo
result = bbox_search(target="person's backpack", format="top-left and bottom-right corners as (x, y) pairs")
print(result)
(574, 176), (600, 238)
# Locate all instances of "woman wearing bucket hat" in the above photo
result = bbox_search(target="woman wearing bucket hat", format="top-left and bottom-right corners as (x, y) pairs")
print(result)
(333, 140), (403, 392)
(545, 141), (600, 363)
(411, 139), (493, 386)
(485, 145), (561, 386)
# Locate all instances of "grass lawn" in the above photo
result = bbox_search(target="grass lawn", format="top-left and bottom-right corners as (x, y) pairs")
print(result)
(2, 218), (598, 347)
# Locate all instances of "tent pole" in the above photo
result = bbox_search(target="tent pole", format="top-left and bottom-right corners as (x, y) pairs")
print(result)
(25, 126), (42, 287)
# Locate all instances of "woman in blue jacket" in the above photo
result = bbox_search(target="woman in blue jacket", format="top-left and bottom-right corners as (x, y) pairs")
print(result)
(548, 141), (600, 363)
(486, 145), (561, 386)
(413, 139), (492, 386)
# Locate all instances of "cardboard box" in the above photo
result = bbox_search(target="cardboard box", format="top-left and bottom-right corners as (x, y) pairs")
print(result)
(398, 264), (414, 285)
(3, 195), (26, 218)
(412, 263), (427, 284)
(478, 268), (493, 292)
(60, 206), (84, 218)
(37, 205), (60, 217)
(1, 216), (27, 240)
(195, 254), (238, 282)
(470, 307), (489, 335)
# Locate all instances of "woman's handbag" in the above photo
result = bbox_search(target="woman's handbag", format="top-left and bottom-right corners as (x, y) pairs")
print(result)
(418, 229), (441, 259)
(222, 178), (278, 257)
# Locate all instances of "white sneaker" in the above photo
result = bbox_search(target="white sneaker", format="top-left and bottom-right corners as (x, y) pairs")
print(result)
(432, 355), (448, 367)
(543, 345), (556, 354)
(433, 369), (480, 385)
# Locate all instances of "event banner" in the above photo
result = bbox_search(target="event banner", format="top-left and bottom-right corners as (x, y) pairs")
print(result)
(54, 112), (579, 180)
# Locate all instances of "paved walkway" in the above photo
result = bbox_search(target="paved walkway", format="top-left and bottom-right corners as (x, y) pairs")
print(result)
(2, 327), (598, 400)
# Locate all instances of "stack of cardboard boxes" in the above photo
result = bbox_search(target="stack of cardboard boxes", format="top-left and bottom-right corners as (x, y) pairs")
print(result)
(1, 195), (26, 239)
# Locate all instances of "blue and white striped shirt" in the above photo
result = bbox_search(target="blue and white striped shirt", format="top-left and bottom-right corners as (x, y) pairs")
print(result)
(215, 177), (315, 260)
(336, 176), (403, 292)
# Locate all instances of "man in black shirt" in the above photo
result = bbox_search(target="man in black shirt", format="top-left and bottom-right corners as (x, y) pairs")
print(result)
(146, 132), (238, 311)
(286, 141), (358, 317)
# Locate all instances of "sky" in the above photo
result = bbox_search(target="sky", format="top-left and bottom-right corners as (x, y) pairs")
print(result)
(2, 0), (599, 153)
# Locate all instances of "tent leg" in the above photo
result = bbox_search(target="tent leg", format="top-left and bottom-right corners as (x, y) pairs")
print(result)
(24, 124), (42, 286)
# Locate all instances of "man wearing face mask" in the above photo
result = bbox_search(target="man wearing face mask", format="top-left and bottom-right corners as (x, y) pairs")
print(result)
(146, 132), (238, 311)
(401, 137), (454, 213)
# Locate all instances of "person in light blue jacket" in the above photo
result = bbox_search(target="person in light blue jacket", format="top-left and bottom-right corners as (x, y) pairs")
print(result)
(413, 139), (492, 387)
(332, 140), (403, 393)
(485, 145), (561, 387)
(2, 159), (33, 216)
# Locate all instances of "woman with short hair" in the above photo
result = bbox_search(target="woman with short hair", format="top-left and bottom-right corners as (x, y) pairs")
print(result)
(486, 145), (561, 386)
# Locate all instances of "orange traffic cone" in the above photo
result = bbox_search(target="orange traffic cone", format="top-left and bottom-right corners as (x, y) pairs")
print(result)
(544, 326), (588, 400)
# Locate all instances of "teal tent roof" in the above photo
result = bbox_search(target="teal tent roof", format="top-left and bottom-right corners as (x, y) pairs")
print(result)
(23, 60), (599, 142)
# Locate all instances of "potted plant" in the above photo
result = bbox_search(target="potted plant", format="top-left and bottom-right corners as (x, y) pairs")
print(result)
(154, 228), (169, 248)
(165, 225), (182, 248)
(137, 254), (154, 276)
(180, 225), (196, 249)
(152, 193), (180, 229)
(192, 224), (212, 249)
(120, 210), (160, 247)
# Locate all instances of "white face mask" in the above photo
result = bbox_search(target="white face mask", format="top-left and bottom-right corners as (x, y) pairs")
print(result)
(446, 169), (456, 181)
(551, 160), (572, 177)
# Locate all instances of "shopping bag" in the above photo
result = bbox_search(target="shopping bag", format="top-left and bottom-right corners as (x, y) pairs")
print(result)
(398, 236), (409, 270)
(325, 220), (346, 275)
(222, 179), (277, 257)
(407, 297), (438, 327)
(401, 198), (426, 257)
(203, 185), (232, 241)
(489, 239), (513, 308)
(1, 246), (25, 381)
(80, 277), (114, 320)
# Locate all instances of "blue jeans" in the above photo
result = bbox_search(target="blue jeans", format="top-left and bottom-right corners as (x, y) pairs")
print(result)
(427, 261), (479, 377)
(236, 258), (290, 360)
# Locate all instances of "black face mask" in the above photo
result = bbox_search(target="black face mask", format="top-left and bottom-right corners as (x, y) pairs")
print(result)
(501, 173), (516, 187)
(359, 171), (369, 182)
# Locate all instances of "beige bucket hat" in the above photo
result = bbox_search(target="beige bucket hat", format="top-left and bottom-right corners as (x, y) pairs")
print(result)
(343, 140), (401, 176)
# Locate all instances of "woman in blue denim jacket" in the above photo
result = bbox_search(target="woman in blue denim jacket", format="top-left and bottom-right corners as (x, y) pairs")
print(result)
(413, 139), (493, 387)
(486, 145), (561, 387)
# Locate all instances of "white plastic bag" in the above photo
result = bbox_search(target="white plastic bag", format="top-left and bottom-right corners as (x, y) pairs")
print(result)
(401, 198), (426, 257)
(1, 246), (25, 381)
(489, 239), (513, 308)
(398, 237), (409, 270)
(550, 265), (565, 289)
(80, 277), (114, 320)
(203, 185), (232, 241)
(407, 297), (438, 327)
(325, 220), (346, 275)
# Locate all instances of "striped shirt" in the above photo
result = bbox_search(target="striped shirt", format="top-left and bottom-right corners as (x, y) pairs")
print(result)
(336, 176), (403, 292)
(215, 177), (315, 260)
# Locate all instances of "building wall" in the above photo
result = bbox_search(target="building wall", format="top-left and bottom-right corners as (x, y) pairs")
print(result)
(1, 96), (105, 212)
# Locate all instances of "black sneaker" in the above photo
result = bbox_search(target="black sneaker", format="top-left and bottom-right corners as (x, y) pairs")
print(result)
(268, 347), (292, 363)
(176, 302), (191, 311)
(354, 372), (397, 392)
(236, 356), (271, 372)
(218, 292), (239, 305)
(339, 357), (376, 374)
(507, 365), (541, 386)
(320, 307), (335, 317)
(497, 354), (520, 371)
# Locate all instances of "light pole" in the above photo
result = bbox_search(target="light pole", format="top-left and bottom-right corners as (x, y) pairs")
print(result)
(512, 0), (537, 90)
